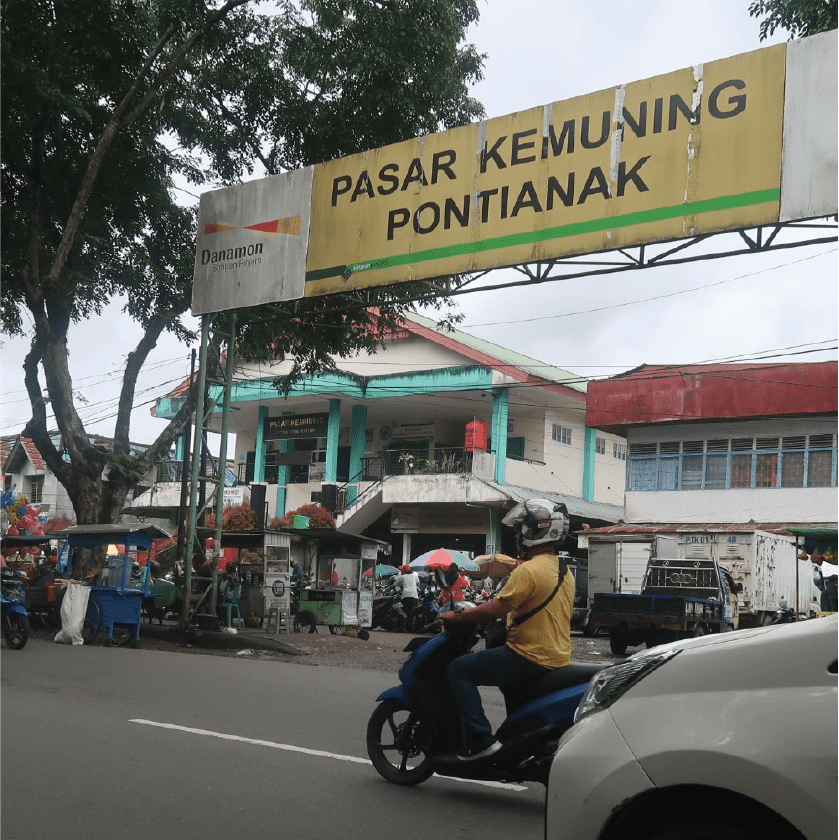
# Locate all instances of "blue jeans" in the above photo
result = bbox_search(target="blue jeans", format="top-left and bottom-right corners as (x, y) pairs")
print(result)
(447, 645), (550, 747)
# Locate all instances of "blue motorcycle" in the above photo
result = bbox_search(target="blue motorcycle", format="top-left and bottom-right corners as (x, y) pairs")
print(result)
(365, 618), (603, 787)
(1, 567), (30, 649)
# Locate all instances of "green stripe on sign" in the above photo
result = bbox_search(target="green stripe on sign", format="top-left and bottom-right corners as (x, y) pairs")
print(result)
(305, 188), (779, 283)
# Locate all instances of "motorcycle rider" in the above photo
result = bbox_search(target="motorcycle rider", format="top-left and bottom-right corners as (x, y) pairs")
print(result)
(439, 499), (573, 761)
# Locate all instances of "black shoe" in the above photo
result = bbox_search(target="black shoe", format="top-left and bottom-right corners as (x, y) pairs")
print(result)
(456, 737), (501, 761)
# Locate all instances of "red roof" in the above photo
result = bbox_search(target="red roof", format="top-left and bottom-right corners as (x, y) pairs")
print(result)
(586, 361), (837, 432)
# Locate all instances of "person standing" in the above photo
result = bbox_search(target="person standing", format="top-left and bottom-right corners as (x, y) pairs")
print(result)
(393, 565), (420, 631)
(820, 574), (838, 612)
(440, 499), (573, 761)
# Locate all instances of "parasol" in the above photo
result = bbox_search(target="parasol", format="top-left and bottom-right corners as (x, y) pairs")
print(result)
(475, 553), (518, 579)
(410, 548), (479, 571)
(362, 564), (401, 578)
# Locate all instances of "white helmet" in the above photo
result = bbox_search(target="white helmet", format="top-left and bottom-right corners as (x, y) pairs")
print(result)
(502, 499), (569, 548)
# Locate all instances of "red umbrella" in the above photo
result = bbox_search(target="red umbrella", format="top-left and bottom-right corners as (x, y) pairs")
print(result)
(417, 548), (479, 570)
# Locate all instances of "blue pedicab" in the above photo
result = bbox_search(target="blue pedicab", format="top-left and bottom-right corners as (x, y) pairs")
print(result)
(54, 523), (171, 647)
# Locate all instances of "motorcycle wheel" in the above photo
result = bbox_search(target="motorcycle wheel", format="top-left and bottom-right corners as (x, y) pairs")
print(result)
(366, 699), (434, 786)
(408, 607), (428, 633)
(4, 614), (30, 650)
(293, 611), (317, 634)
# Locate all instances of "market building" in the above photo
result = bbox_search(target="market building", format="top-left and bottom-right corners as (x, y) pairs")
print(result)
(148, 313), (625, 562)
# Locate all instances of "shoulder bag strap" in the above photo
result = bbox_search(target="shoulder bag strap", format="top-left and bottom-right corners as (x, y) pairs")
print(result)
(509, 560), (566, 629)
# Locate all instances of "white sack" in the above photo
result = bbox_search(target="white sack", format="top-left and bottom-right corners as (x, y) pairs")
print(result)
(54, 582), (91, 645)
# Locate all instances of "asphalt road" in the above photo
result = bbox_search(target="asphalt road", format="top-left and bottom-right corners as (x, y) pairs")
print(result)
(1, 638), (545, 840)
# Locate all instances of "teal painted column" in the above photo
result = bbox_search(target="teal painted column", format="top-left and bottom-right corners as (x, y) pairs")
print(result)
(582, 427), (596, 502)
(325, 399), (341, 483)
(175, 433), (185, 461)
(348, 405), (368, 505)
(491, 389), (509, 484)
(275, 412), (294, 518)
(254, 406), (269, 482)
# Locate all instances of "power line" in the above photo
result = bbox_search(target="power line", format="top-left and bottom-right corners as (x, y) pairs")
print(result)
(460, 248), (837, 328)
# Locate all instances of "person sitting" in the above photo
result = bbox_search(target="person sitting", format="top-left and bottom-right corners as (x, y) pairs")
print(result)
(437, 564), (471, 606)
(440, 499), (573, 761)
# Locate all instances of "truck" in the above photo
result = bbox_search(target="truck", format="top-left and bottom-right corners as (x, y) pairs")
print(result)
(592, 556), (741, 655)
(579, 536), (679, 635)
(677, 530), (820, 627)
(584, 529), (820, 632)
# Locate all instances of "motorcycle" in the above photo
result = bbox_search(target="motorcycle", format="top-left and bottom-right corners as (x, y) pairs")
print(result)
(366, 616), (603, 787)
(371, 585), (405, 632)
(1, 567), (31, 649)
(408, 585), (442, 633)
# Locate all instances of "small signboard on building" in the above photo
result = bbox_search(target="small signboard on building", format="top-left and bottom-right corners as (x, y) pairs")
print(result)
(264, 412), (329, 440)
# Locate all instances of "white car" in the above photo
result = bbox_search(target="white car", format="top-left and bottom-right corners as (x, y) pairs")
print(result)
(546, 615), (837, 840)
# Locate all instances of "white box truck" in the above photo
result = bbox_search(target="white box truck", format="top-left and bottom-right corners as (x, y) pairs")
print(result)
(678, 530), (820, 626)
(583, 536), (679, 634)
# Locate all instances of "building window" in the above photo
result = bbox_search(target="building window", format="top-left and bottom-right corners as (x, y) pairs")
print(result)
(552, 425), (572, 446)
(704, 439), (729, 489)
(507, 437), (526, 461)
(28, 476), (44, 504)
(625, 434), (836, 491)
(613, 442), (627, 461)
(628, 443), (657, 490)
(780, 436), (805, 487)
(807, 434), (835, 487)
(595, 437), (606, 455)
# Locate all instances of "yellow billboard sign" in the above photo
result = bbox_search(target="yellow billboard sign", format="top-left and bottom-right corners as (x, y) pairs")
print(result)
(196, 36), (838, 314)
(303, 44), (786, 297)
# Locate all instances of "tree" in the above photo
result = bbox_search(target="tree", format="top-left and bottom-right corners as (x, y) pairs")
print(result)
(749, 0), (837, 39)
(1, 0), (485, 563)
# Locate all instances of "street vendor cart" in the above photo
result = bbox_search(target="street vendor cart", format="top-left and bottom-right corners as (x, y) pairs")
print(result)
(54, 523), (171, 647)
(292, 538), (385, 639)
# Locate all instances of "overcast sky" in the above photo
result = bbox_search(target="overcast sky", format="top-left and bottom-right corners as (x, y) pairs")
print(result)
(1, 0), (836, 446)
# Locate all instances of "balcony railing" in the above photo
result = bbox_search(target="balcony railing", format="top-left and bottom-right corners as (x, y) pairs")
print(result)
(335, 447), (474, 515)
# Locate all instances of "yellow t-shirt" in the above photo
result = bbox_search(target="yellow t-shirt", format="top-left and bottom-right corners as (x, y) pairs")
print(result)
(497, 553), (574, 668)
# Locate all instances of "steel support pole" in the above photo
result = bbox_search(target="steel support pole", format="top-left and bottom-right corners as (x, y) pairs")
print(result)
(209, 314), (237, 618)
(180, 316), (211, 627)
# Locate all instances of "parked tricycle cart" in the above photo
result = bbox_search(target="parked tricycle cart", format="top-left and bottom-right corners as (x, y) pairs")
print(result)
(292, 542), (382, 638)
(54, 523), (170, 647)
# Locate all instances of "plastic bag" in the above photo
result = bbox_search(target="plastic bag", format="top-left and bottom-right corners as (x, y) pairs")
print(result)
(54, 582), (91, 645)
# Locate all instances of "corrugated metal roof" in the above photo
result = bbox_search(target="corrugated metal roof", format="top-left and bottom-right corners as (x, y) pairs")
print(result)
(404, 313), (587, 394)
(475, 478), (623, 523)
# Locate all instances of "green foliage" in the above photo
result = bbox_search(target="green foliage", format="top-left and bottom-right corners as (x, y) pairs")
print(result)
(749, 0), (837, 39)
(107, 452), (146, 487)
(0, 0), (485, 525)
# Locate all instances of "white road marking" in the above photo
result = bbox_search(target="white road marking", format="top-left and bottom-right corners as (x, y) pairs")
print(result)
(129, 719), (528, 791)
